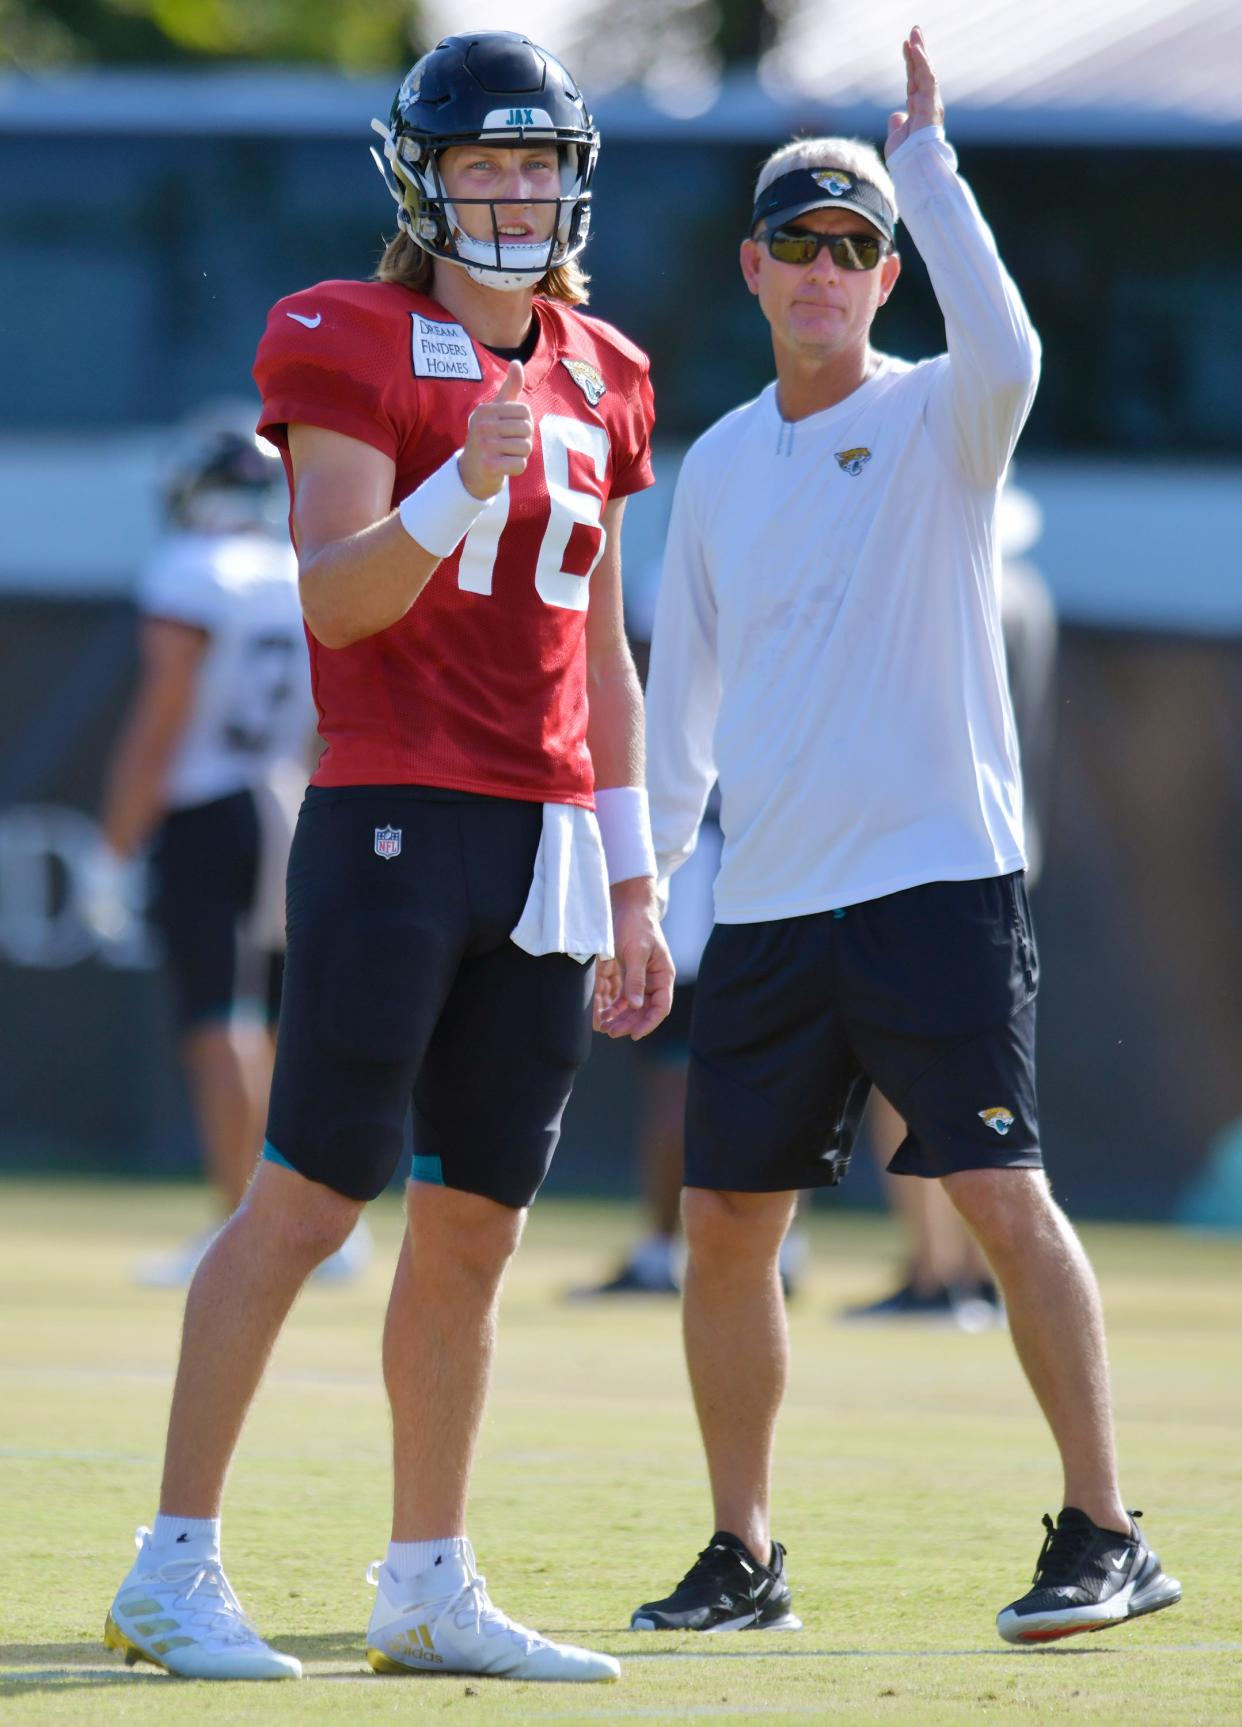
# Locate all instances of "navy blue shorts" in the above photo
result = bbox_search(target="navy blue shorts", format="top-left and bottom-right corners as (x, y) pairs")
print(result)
(264, 786), (594, 1207)
(149, 790), (283, 1033)
(685, 873), (1041, 1191)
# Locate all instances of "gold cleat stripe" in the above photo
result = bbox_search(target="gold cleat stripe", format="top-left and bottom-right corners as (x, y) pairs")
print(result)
(104, 1614), (171, 1673)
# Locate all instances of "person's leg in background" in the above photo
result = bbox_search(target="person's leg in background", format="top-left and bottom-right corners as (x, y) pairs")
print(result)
(838, 1091), (1002, 1327)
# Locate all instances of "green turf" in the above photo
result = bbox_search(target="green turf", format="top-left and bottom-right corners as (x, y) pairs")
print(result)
(0, 1178), (1238, 1726)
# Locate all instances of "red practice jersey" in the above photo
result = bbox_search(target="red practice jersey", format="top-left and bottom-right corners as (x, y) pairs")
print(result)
(254, 279), (655, 805)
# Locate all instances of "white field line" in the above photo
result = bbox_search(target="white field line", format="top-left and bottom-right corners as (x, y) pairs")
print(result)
(7, 1642), (1239, 1684)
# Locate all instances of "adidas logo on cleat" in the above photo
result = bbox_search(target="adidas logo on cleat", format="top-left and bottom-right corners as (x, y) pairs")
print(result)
(394, 1624), (443, 1663)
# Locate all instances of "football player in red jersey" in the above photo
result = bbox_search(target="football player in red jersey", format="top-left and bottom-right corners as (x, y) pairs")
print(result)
(105, 33), (670, 1685)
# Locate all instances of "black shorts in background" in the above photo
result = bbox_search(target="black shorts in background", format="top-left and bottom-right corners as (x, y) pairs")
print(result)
(265, 786), (594, 1207)
(685, 873), (1041, 1192)
(149, 789), (282, 1033)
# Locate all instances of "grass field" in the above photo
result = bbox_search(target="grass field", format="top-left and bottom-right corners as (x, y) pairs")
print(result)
(0, 1179), (1238, 1727)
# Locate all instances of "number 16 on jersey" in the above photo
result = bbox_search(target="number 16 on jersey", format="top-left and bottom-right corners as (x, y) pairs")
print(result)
(456, 415), (609, 611)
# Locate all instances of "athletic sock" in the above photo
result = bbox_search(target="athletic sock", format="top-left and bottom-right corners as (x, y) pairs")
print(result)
(150, 1513), (221, 1563)
(387, 1536), (474, 1588)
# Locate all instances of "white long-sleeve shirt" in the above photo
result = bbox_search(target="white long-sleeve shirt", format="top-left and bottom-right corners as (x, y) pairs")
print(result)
(645, 126), (1041, 923)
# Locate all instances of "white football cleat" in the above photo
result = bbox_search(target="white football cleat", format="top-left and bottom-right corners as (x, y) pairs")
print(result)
(132, 1229), (219, 1290)
(104, 1527), (302, 1680)
(365, 1546), (619, 1682)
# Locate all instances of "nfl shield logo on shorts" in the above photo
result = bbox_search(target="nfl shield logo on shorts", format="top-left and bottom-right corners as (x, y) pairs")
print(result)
(374, 825), (402, 860)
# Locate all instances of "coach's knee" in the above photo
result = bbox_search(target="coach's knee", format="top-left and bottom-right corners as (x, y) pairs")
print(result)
(682, 1186), (796, 1269)
(943, 1166), (1057, 1263)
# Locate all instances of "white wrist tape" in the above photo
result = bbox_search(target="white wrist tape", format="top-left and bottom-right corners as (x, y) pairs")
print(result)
(397, 451), (496, 559)
(595, 785), (656, 885)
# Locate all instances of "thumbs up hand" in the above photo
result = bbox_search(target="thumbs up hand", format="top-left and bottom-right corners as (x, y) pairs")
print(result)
(459, 360), (534, 499)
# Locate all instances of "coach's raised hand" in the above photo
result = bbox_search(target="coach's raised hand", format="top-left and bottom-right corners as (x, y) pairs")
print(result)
(885, 24), (944, 158)
(459, 360), (533, 499)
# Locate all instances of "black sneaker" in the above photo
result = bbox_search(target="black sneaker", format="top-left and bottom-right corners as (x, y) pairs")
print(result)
(997, 1508), (1181, 1644)
(839, 1281), (959, 1324)
(630, 1531), (802, 1632)
(565, 1260), (679, 1299)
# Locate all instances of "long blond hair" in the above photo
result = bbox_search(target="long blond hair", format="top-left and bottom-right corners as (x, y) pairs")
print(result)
(375, 231), (590, 305)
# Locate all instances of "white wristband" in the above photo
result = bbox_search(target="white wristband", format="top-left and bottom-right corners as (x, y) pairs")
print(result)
(397, 450), (496, 559)
(595, 786), (656, 886)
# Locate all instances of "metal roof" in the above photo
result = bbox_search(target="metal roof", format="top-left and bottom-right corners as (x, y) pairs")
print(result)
(1, 0), (1238, 144)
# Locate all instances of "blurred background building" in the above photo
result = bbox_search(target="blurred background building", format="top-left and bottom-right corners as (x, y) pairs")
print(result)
(1, 0), (1240, 1222)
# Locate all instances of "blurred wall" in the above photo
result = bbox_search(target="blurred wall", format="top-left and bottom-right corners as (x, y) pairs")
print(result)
(1, 74), (1240, 1222)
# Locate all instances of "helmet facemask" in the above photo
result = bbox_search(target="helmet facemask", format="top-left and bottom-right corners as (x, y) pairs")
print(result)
(371, 120), (596, 293)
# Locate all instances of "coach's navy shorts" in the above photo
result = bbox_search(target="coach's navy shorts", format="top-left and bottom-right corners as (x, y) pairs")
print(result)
(149, 789), (283, 1032)
(685, 873), (1041, 1191)
(264, 786), (594, 1208)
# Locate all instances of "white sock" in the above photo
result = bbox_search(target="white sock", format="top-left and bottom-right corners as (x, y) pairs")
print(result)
(387, 1536), (474, 1587)
(150, 1513), (221, 1562)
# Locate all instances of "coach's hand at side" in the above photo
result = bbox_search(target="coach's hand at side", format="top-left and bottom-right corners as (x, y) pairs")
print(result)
(886, 23), (944, 158)
(458, 360), (533, 500)
(594, 878), (675, 1041)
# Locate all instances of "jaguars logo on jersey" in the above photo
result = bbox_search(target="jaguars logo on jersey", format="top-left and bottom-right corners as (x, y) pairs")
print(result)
(562, 358), (607, 405)
(835, 447), (871, 477)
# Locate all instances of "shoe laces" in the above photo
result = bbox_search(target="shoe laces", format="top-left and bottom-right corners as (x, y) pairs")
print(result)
(438, 1575), (544, 1653)
(682, 1540), (757, 1594)
(1031, 1509), (1141, 1587)
(133, 1528), (264, 1648)
(1031, 1513), (1092, 1585)
(366, 1562), (545, 1656)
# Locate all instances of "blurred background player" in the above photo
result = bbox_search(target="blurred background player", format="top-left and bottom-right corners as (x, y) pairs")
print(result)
(84, 404), (369, 1285)
(573, 564), (806, 1298)
(842, 484), (1058, 1327)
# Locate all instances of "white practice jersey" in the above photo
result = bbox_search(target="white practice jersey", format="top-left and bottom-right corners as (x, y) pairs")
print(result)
(138, 530), (315, 810)
(646, 127), (1041, 924)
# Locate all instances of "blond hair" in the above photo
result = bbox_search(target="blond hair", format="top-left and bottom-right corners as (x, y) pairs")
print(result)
(375, 230), (590, 305)
(753, 137), (897, 228)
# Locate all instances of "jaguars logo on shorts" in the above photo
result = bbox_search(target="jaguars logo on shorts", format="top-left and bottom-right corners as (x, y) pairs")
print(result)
(978, 1107), (1015, 1136)
(835, 447), (871, 477)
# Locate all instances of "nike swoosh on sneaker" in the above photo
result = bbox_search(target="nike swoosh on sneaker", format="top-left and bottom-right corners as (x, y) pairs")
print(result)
(286, 311), (322, 328)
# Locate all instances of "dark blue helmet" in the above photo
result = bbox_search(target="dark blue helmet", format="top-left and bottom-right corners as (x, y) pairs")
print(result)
(370, 32), (599, 290)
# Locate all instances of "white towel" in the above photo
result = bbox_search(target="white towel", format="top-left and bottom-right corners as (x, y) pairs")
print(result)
(510, 803), (613, 964)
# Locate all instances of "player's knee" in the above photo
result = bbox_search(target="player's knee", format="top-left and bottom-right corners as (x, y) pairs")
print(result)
(682, 1186), (794, 1263)
(409, 1185), (526, 1285)
(242, 1171), (362, 1266)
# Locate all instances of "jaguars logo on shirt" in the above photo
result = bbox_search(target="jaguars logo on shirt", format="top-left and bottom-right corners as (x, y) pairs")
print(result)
(562, 358), (607, 405)
(835, 447), (871, 477)
(813, 169), (854, 197)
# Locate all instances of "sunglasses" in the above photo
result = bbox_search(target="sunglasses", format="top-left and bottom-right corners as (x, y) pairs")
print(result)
(760, 226), (888, 271)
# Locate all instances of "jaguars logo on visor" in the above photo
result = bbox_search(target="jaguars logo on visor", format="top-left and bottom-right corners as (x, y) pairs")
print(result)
(812, 169), (854, 197)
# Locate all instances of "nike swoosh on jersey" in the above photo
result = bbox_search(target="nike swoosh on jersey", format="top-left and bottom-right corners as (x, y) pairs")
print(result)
(286, 311), (322, 328)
